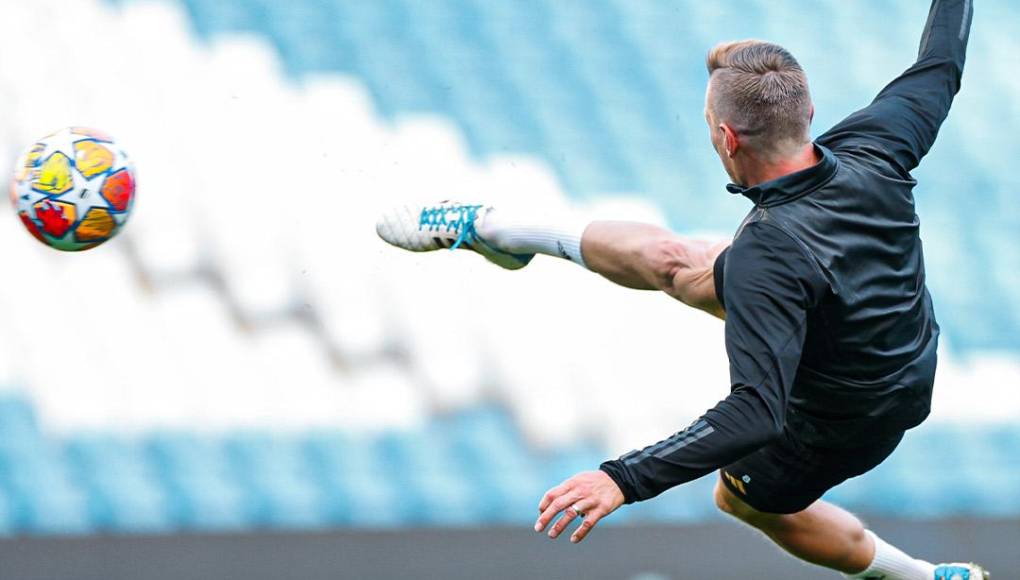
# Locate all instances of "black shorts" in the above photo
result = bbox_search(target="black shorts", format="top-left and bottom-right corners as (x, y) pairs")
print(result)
(719, 428), (904, 514)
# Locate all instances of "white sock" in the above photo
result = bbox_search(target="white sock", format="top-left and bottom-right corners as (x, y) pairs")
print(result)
(847, 531), (935, 580)
(476, 208), (590, 268)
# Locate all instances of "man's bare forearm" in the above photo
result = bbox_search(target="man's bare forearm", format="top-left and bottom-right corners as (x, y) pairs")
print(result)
(580, 221), (729, 318)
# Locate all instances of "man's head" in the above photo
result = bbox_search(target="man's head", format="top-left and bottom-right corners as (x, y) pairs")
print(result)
(705, 40), (814, 185)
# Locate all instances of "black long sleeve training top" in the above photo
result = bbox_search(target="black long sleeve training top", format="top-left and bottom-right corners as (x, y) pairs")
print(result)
(601, 0), (971, 504)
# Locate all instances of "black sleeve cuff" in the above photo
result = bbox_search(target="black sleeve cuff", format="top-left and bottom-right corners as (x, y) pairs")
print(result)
(599, 460), (640, 504)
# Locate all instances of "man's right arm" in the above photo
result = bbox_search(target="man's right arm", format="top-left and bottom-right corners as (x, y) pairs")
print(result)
(599, 223), (828, 503)
(817, 0), (973, 173)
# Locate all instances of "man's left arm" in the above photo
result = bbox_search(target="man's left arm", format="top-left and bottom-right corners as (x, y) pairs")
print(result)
(818, 0), (973, 173)
(535, 223), (829, 542)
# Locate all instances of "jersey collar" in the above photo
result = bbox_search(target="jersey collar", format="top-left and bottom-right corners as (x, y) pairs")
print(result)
(725, 144), (838, 207)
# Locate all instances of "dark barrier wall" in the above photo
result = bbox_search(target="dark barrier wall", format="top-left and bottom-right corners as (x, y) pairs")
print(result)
(2, 519), (1018, 580)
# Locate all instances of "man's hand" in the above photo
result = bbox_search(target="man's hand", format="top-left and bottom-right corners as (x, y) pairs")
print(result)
(534, 470), (625, 544)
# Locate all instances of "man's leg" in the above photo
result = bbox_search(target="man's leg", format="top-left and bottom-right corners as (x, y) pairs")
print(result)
(377, 202), (728, 316)
(713, 479), (937, 578)
(478, 212), (728, 318)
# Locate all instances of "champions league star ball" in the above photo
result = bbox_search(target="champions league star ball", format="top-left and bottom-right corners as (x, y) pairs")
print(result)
(10, 127), (136, 251)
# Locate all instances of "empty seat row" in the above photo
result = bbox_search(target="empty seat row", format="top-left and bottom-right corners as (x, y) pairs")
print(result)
(2, 392), (1020, 534)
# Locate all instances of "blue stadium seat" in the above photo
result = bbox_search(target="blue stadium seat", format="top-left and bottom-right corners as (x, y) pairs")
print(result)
(223, 433), (328, 528)
(0, 393), (41, 442)
(145, 433), (254, 530)
(179, 0), (262, 37)
(376, 427), (487, 524)
(64, 435), (173, 532)
(445, 408), (545, 523)
(1, 444), (93, 534)
(302, 431), (409, 526)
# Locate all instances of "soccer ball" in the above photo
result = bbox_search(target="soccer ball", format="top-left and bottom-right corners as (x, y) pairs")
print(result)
(9, 127), (136, 251)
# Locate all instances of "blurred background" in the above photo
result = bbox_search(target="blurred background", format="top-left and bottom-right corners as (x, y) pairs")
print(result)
(0, 0), (1017, 578)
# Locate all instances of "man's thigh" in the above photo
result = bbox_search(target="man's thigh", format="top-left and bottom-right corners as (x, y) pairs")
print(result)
(718, 428), (904, 515)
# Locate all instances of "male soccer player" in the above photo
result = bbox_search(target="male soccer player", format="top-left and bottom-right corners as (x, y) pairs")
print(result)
(377, 1), (986, 578)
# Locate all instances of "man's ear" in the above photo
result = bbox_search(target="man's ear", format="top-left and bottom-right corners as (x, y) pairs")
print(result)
(719, 123), (740, 158)
(809, 103), (815, 123)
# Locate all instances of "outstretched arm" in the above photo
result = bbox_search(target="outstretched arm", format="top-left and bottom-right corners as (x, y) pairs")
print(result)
(535, 223), (829, 542)
(817, 0), (973, 173)
(597, 223), (826, 503)
(580, 221), (729, 319)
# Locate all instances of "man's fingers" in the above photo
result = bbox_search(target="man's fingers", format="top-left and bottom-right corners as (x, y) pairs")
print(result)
(535, 471), (623, 543)
(547, 499), (592, 539)
(569, 508), (606, 544)
(538, 482), (572, 513)
(534, 491), (580, 532)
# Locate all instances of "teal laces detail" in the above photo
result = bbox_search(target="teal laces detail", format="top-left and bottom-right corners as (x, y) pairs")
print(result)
(935, 566), (970, 580)
(418, 204), (483, 250)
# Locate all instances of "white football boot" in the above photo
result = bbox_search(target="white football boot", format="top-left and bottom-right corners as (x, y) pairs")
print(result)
(934, 563), (990, 580)
(376, 201), (534, 270)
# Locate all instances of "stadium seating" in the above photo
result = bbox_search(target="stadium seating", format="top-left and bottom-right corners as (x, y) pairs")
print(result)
(2, 388), (1020, 533)
(165, 0), (1020, 353)
(0, 0), (1017, 534)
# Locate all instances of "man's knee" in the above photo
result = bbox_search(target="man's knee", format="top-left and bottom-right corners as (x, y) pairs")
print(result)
(639, 237), (692, 291)
(640, 238), (719, 307)
(714, 478), (797, 536)
(714, 478), (768, 524)
(713, 478), (741, 516)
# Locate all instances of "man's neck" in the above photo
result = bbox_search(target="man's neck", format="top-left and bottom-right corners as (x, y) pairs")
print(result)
(739, 143), (820, 188)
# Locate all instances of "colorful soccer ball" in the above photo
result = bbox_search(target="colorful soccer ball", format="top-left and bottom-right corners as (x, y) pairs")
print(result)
(10, 127), (136, 251)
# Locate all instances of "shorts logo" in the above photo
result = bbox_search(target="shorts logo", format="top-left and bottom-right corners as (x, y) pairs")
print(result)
(723, 471), (749, 495)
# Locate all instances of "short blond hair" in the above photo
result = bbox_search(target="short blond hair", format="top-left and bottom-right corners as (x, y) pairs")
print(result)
(706, 40), (812, 155)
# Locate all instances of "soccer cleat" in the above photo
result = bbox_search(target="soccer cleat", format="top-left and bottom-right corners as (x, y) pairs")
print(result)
(376, 201), (534, 270)
(934, 563), (990, 580)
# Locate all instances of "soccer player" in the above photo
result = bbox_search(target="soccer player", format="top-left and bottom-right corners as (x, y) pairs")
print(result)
(377, 1), (986, 578)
